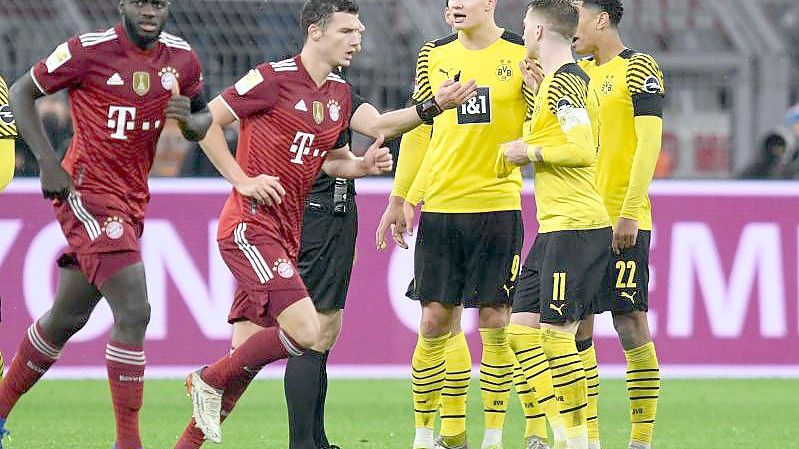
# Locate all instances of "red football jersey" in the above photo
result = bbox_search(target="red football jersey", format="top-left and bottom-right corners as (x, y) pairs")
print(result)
(32, 24), (204, 219)
(217, 56), (352, 260)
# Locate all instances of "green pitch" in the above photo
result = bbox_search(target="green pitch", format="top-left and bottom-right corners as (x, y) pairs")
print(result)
(1, 378), (795, 449)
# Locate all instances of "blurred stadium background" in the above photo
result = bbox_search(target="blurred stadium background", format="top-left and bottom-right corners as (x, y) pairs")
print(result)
(1, 0), (799, 178)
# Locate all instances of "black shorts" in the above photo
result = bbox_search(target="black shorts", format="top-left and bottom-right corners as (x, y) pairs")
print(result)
(407, 210), (524, 308)
(513, 228), (612, 324)
(595, 230), (651, 314)
(298, 203), (358, 312)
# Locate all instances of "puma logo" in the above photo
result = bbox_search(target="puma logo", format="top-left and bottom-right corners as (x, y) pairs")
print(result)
(621, 291), (637, 304)
(549, 303), (566, 316)
(502, 284), (513, 298)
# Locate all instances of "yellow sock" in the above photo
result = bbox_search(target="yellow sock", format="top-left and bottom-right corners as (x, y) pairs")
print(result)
(412, 332), (450, 429)
(577, 339), (600, 445)
(440, 332), (471, 438)
(513, 362), (547, 439)
(508, 324), (565, 438)
(0, 351), (4, 380)
(625, 342), (660, 445)
(542, 328), (587, 437)
(479, 327), (514, 431)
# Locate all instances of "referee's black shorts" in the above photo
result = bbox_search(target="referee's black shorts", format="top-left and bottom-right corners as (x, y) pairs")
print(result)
(298, 202), (358, 312)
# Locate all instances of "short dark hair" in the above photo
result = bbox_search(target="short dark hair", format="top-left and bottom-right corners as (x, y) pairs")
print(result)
(581, 0), (624, 27)
(300, 0), (359, 36)
(527, 0), (579, 42)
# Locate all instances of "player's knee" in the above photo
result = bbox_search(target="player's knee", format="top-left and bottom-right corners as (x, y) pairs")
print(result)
(420, 314), (451, 337)
(114, 300), (152, 332)
(612, 312), (650, 348)
(317, 321), (342, 351)
(285, 317), (320, 350)
(477, 305), (509, 329)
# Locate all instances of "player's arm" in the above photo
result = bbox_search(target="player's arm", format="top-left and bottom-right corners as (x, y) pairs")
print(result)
(0, 76), (17, 191)
(198, 97), (285, 206)
(9, 72), (71, 200)
(322, 135), (393, 179)
(349, 79), (476, 140)
(620, 54), (665, 221)
(164, 53), (211, 141)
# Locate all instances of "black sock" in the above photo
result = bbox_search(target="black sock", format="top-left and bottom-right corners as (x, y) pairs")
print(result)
(314, 351), (330, 447)
(285, 349), (326, 449)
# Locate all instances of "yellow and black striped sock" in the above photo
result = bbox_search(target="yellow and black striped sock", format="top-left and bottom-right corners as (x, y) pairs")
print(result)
(508, 323), (565, 440)
(440, 332), (471, 440)
(513, 362), (547, 439)
(542, 328), (588, 449)
(479, 327), (514, 434)
(412, 332), (450, 429)
(0, 351), (4, 380)
(625, 341), (660, 446)
(577, 339), (600, 446)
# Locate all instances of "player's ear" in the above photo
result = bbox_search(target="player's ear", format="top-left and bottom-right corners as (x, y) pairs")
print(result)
(308, 23), (323, 42)
(596, 11), (610, 30)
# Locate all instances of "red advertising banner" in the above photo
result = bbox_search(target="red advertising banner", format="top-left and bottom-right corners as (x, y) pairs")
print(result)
(1, 179), (797, 377)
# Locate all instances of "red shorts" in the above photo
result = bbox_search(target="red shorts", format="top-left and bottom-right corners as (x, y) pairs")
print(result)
(54, 192), (143, 288)
(219, 222), (309, 327)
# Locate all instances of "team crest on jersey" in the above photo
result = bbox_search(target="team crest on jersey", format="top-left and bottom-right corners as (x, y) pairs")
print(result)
(273, 258), (295, 278)
(312, 101), (324, 124)
(158, 67), (179, 91)
(103, 216), (125, 240)
(496, 59), (513, 81)
(327, 100), (341, 122)
(601, 76), (614, 96)
(133, 72), (151, 96)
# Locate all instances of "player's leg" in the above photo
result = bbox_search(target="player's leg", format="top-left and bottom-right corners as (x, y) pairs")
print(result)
(539, 229), (612, 449)
(439, 305), (471, 448)
(575, 317), (600, 449)
(408, 212), (461, 449)
(175, 320), (265, 449)
(509, 236), (565, 448)
(287, 206), (356, 449)
(461, 211), (523, 449)
(99, 260), (151, 449)
(608, 231), (658, 449)
(0, 263), (101, 424)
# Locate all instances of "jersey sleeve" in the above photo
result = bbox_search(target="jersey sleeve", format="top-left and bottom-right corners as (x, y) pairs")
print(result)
(0, 76), (18, 138)
(219, 64), (279, 120)
(31, 36), (89, 95)
(626, 53), (665, 117)
(410, 41), (436, 104)
(181, 51), (205, 100)
(538, 73), (595, 167)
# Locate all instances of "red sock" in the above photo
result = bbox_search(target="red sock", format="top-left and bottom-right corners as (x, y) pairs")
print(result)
(106, 341), (145, 449)
(0, 322), (61, 419)
(174, 368), (260, 449)
(201, 327), (303, 390)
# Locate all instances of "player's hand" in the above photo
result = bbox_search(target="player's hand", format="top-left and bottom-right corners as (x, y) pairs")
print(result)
(363, 134), (394, 175)
(519, 59), (543, 94)
(502, 139), (533, 166)
(39, 157), (73, 202)
(234, 174), (286, 206)
(164, 82), (191, 125)
(434, 78), (478, 110)
(613, 217), (639, 255)
(376, 196), (413, 250)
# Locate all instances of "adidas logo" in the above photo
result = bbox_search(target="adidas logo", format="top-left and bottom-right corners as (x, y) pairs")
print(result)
(294, 99), (307, 112)
(106, 73), (124, 86)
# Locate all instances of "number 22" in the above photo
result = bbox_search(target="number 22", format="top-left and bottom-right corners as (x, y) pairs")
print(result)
(615, 261), (637, 289)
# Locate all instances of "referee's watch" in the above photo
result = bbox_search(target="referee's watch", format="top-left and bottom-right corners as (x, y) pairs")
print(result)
(416, 98), (443, 124)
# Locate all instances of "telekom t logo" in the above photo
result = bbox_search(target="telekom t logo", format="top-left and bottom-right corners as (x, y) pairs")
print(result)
(107, 106), (162, 140)
(289, 131), (316, 165)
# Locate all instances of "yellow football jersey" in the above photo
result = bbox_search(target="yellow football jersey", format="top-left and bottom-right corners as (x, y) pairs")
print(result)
(525, 63), (609, 233)
(393, 31), (534, 213)
(580, 49), (665, 229)
(0, 74), (17, 192)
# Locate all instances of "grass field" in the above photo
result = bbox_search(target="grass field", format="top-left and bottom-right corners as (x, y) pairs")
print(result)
(0, 378), (795, 449)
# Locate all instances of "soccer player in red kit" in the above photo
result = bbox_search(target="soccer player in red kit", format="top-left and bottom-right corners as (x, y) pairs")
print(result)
(1, 1), (211, 448)
(172, 1), (393, 447)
